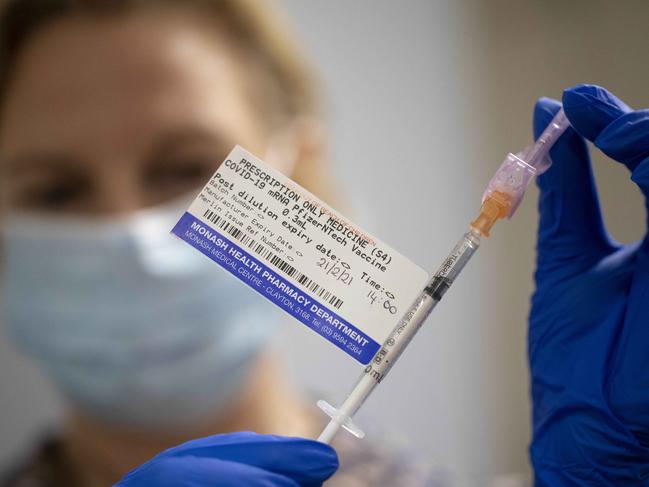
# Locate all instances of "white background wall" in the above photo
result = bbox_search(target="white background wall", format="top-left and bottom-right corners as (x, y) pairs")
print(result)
(1, 1), (648, 485)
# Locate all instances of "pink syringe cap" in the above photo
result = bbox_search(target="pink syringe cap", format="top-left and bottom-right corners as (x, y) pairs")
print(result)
(481, 108), (569, 218)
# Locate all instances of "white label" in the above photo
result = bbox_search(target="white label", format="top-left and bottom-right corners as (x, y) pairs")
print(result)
(172, 146), (428, 364)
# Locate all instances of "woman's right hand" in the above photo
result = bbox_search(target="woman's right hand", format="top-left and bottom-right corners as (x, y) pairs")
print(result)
(529, 84), (649, 485)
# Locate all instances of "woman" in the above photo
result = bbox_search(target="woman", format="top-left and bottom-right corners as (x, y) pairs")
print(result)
(0, 0), (431, 485)
(2, 1), (649, 486)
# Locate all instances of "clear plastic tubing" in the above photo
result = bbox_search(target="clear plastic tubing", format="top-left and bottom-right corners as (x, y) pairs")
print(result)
(523, 109), (568, 168)
(317, 108), (570, 445)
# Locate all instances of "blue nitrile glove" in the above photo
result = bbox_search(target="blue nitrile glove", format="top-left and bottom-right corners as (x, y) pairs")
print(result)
(529, 84), (649, 486)
(113, 432), (338, 487)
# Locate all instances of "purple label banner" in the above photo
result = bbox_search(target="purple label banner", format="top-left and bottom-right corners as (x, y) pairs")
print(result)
(172, 212), (379, 364)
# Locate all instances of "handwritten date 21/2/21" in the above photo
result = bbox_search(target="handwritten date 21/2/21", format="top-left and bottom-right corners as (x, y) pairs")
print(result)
(315, 257), (353, 285)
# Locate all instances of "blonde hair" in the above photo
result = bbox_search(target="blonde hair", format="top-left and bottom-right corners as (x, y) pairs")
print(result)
(0, 0), (335, 199)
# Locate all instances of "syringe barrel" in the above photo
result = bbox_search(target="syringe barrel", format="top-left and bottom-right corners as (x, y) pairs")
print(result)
(357, 230), (481, 390)
(424, 229), (481, 296)
(331, 292), (438, 431)
(319, 231), (481, 443)
(363, 293), (437, 385)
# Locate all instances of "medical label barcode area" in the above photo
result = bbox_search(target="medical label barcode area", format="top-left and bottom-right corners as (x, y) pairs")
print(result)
(202, 209), (344, 310)
(172, 211), (380, 364)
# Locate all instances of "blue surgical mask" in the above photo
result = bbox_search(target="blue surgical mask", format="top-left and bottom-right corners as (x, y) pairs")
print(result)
(1, 199), (279, 428)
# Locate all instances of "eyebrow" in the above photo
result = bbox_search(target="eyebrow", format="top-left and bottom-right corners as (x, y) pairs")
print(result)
(2, 126), (235, 173)
(146, 127), (234, 155)
(2, 152), (88, 175)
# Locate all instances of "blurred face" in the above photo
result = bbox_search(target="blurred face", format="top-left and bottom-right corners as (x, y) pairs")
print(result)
(0, 9), (271, 216)
(0, 9), (298, 430)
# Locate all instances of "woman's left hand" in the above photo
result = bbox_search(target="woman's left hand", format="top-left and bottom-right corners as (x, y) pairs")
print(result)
(113, 432), (338, 487)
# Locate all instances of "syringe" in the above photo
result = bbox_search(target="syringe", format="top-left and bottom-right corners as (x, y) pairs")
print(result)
(317, 108), (570, 444)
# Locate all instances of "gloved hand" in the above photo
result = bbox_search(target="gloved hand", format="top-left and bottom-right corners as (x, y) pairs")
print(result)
(113, 432), (338, 487)
(529, 84), (649, 485)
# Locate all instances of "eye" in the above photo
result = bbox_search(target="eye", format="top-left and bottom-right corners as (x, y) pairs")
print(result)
(10, 174), (90, 212)
(143, 153), (225, 204)
(155, 158), (215, 184)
